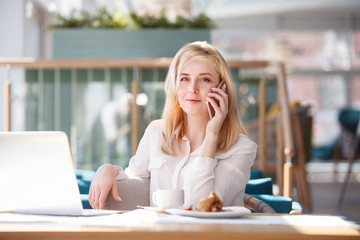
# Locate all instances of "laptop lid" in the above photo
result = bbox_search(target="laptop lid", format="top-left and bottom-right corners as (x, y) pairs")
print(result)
(0, 131), (83, 216)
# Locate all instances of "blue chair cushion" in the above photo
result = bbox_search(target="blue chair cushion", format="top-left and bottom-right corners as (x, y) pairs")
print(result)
(338, 108), (360, 133)
(75, 169), (95, 209)
(245, 177), (273, 195)
(77, 178), (92, 195)
(75, 169), (95, 181)
(75, 169), (95, 194)
(250, 170), (263, 179)
(80, 194), (92, 209)
(252, 194), (292, 213)
(76, 169), (95, 209)
(247, 171), (302, 213)
(312, 140), (337, 161)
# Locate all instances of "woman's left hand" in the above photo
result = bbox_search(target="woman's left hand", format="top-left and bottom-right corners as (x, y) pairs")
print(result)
(205, 83), (228, 136)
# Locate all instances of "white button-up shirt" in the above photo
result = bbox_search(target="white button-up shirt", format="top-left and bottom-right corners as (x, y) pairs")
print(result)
(117, 119), (257, 207)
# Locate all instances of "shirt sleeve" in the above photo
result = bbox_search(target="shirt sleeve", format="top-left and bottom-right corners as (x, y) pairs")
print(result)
(122, 120), (163, 179)
(184, 136), (257, 207)
(214, 151), (257, 206)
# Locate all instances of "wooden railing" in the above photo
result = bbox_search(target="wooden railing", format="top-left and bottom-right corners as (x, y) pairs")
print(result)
(0, 58), (294, 198)
(0, 58), (271, 68)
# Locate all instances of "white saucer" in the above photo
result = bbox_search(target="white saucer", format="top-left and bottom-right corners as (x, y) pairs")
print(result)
(165, 206), (251, 218)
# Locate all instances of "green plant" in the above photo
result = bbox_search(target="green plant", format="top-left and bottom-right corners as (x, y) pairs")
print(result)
(129, 10), (170, 28)
(129, 11), (215, 29)
(49, 8), (128, 29)
(187, 13), (216, 29)
(49, 7), (214, 29)
(50, 10), (91, 28)
(90, 8), (128, 28)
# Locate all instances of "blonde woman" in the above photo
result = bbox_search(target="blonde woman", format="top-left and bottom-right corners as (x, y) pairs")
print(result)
(89, 41), (257, 209)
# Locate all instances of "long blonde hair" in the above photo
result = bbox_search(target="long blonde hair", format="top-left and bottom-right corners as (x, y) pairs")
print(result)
(161, 41), (247, 155)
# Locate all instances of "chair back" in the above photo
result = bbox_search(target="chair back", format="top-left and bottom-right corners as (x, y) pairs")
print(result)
(244, 194), (276, 213)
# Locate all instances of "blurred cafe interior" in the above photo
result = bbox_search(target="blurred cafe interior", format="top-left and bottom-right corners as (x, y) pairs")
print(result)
(0, 0), (360, 226)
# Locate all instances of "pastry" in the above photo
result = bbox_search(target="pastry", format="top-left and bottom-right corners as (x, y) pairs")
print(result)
(196, 191), (223, 212)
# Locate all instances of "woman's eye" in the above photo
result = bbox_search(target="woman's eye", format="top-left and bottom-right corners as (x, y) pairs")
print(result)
(180, 77), (189, 82)
(201, 78), (210, 82)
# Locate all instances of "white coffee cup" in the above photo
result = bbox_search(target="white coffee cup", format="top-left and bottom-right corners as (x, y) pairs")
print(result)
(152, 189), (184, 209)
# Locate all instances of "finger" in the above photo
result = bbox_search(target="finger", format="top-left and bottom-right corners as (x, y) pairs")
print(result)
(94, 188), (100, 209)
(88, 186), (94, 208)
(215, 89), (228, 105)
(207, 96), (228, 120)
(99, 192), (107, 210)
(112, 181), (122, 202)
(207, 93), (225, 110)
(206, 97), (221, 114)
(88, 186), (92, 205)
(90, 196), (95, 209)
(211, 88), (228, 107)
(211, 85), (227, 97)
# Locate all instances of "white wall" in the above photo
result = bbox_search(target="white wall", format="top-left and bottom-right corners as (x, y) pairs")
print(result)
(0, 1), (24, 57)
(0, 0), (25, 131)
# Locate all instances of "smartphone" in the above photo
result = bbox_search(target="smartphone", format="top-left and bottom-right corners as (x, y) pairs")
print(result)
(206, 80), (224, 118)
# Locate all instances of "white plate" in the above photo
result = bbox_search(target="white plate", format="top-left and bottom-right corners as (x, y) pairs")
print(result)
(165, 206), (251, 218)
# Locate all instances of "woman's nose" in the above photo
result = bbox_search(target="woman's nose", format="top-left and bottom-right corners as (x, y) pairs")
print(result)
(189, 81), (199, 94)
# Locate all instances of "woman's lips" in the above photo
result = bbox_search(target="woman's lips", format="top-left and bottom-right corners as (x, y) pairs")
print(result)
(186, 99), (202, 103)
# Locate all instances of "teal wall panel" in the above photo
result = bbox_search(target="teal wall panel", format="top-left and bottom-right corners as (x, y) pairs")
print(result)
(53, 29), (210, 59)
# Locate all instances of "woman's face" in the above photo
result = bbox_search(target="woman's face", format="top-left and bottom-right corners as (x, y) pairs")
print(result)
(177, 58), (221, 118)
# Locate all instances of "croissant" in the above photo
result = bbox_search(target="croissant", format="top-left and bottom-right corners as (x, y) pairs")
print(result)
(196, 191), (223, 212)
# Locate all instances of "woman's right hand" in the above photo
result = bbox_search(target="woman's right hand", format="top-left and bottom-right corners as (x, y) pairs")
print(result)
(89, 164), (122, 209)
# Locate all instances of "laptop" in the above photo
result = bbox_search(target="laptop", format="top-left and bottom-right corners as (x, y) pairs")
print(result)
(0, 131), (119, 216)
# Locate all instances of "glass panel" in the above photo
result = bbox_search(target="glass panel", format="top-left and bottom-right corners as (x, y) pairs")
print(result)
(43, 69), (55, 130)
(237, 68), (278, 124)
(139, 68), (167, 137)
(24, 65), (281, 170)
(59, 69), (72, 138)
(25, 67), (134, 170)
(105, 68), (133, 168)
(25, 69), (39, 130)
(77, 69), (109, 169)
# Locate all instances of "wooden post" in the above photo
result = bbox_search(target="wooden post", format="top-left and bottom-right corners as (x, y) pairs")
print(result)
(131, 68), (140, 156)
(293, 111), (313, 211)
(4, 81), (11, 131)
(283, 160), (293, 198)
(276, 105), (284, 194)
(258, 78), (267, 174)
(275, 62), (294, 198)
